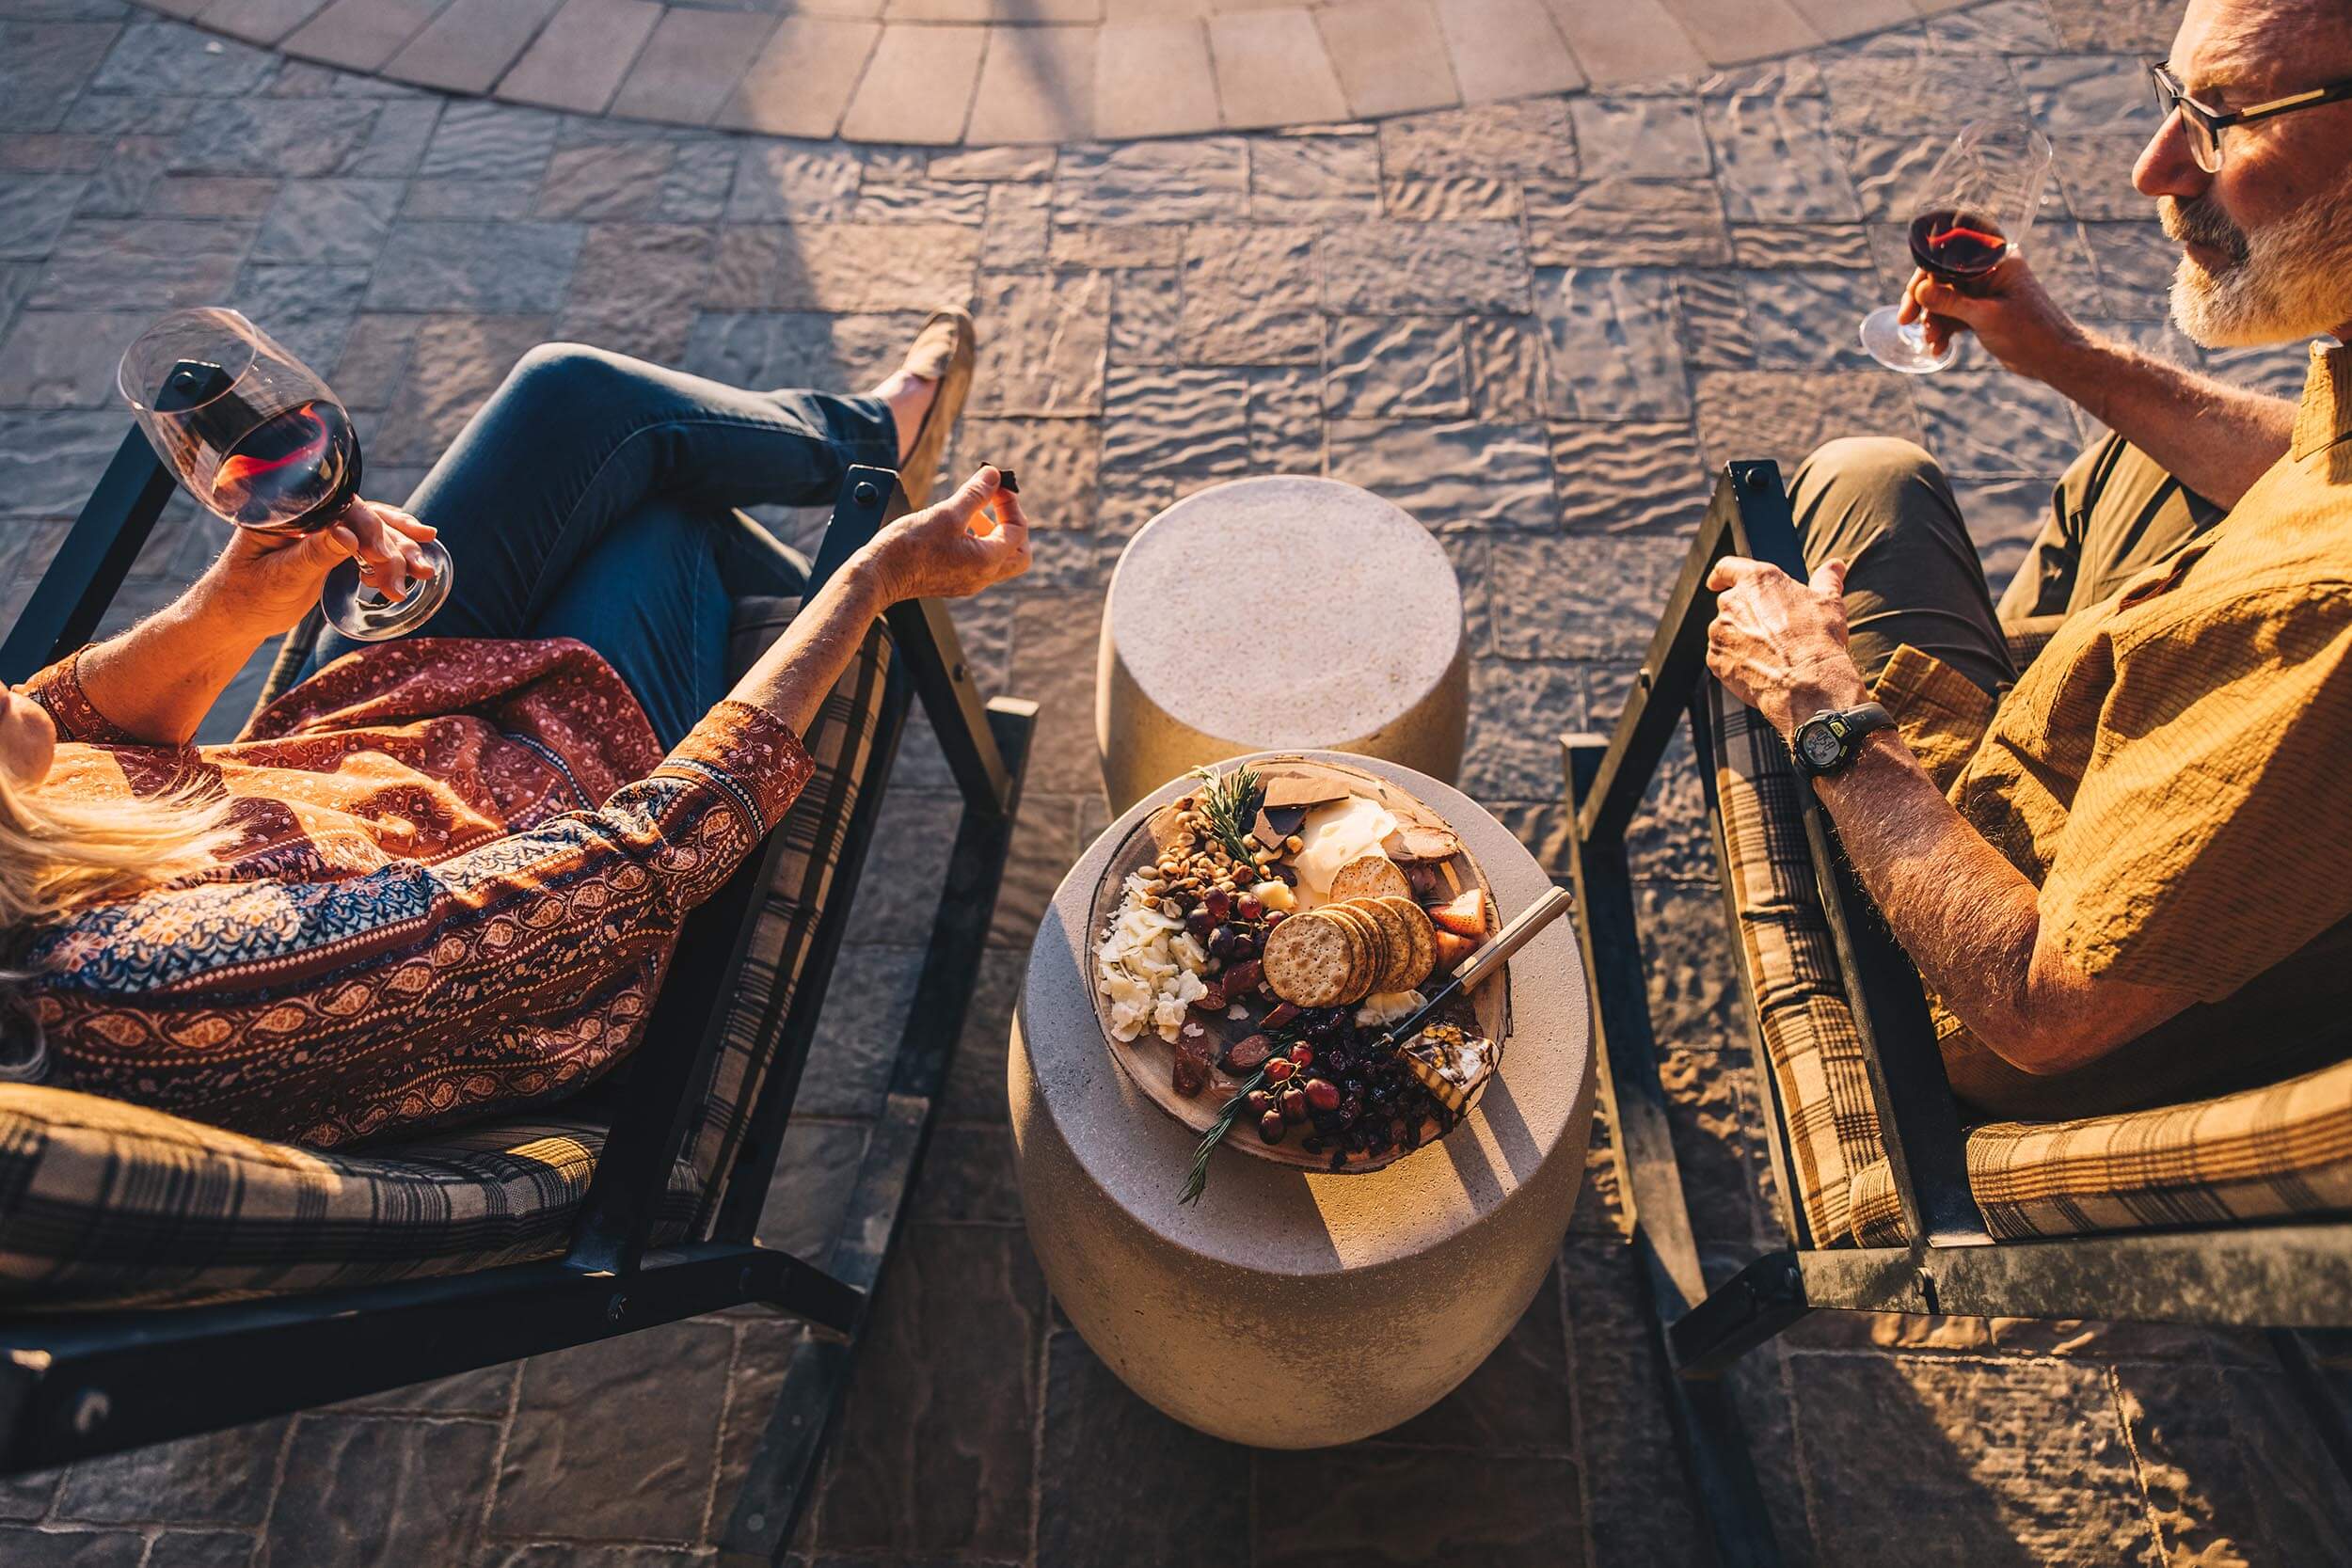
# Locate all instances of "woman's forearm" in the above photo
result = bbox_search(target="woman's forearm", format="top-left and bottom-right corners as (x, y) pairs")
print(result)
(724, 552), (896, 737)
(75, 569), (278, 746)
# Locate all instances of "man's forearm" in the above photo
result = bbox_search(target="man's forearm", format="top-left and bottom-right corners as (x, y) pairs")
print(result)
(2036, 327), (2293, 508)
(76, 570), (278, 746)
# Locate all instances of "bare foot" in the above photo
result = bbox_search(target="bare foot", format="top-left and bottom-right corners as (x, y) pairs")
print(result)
(870, 369), (938, 465)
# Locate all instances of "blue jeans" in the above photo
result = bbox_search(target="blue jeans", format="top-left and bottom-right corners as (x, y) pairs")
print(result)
(304, 344), (898, 748)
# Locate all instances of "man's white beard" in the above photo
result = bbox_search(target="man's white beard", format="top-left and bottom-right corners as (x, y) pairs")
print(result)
(2169, 182), (2352, 347)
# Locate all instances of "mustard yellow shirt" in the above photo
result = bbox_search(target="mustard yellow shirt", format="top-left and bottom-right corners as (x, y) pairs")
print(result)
(1876, 341), (2352, 1118)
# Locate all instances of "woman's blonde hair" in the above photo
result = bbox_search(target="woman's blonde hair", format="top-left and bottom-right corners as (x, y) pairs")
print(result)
(0, 766), (238, 929)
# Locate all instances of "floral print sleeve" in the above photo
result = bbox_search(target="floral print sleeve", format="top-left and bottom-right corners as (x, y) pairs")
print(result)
(23, 698), (815, 1148)
(23, 648), (145, 746)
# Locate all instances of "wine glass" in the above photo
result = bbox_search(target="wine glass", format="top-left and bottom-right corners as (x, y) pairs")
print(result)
(117, 308), (453, 641)
(1859, 119), (2055, 374)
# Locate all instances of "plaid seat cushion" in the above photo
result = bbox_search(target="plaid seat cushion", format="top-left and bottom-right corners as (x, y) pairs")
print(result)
(2, 588), (893, 1306)
(1709, 681), (1889, 1247)
(0, 1085), (700, 1307)
(681, 594), (893, 1235)
(1850, 1055), (2352, 1244)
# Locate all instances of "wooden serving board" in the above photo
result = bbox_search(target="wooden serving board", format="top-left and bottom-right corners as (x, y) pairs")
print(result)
(1085, 756), (1511, 1175)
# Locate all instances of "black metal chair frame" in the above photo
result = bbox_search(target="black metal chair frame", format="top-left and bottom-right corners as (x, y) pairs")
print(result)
(1562, 460), (2352, 1568)
(0, 424), (1037, 1568)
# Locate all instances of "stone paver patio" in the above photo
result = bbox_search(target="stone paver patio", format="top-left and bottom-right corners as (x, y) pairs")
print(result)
(5, 0), (2351, 1562)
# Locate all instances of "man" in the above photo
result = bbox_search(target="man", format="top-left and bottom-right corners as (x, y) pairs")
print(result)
(1704, 0), (2352, 1119)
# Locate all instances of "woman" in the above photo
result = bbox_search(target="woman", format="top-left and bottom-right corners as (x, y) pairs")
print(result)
(0, 314), (1029, 1148)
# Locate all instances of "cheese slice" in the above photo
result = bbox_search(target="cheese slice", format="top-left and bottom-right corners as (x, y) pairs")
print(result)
(1401, 1023), (1496, 1116)
(1292, 795), (1399, 896)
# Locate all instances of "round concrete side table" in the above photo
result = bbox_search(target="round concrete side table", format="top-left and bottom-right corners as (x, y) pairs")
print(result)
(1095, 477), (1469, 814)
(1009, 752), (1592, 1449)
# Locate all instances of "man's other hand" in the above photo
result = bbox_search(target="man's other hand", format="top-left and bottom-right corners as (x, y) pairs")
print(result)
(1899, 251), (2090, 382)
(1705, 556), (1873, 736)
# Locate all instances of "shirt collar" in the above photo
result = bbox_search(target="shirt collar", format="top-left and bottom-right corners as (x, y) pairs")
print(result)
(2291, 340), (2352, 462)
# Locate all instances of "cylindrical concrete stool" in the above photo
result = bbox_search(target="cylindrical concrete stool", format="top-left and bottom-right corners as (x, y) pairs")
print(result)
(1010, 752), (1592, 1449)
(1096, 477), (1468, 814)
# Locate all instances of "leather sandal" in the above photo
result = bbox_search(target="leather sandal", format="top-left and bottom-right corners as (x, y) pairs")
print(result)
(894, 306), (976, 509)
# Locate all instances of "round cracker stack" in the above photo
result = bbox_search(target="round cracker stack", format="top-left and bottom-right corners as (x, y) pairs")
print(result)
(1354, 896), (1416, 991)
(1375, 895), (1438, 991)
(1263, 912), (1360, 1008)
(1263, 887), (1442, 1007)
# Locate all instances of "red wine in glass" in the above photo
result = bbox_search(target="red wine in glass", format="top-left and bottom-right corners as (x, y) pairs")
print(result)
(208, 399), (360, 531)
(1909, 209), (2009, 281)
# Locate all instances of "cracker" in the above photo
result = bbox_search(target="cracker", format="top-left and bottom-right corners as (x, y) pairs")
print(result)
(1329, 854), (1412, 904)
(1324, 902), (1385, 1002)
(1352, 895), (1415, 992)
(1375, 895), (1437, 991)
(1263, 912), (1355, 1008)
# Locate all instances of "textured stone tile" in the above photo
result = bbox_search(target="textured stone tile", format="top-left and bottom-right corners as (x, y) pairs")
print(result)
(1793, 1352), (2152, 1564)
(1570, 94), (1710, 179)
(762, 222), (978, 312)
(339, 96), (439, 179)
(1912, 370), (2084, 479)
(250, 177), (400, 266)
(1729, 223), (1872, 269)
(1327, 417), (1553, 531)
(1209, 8), (1347, 129)
(532, 142), (673, 220)
(231, 260), (366, 369)
(1662, 0), (1820, 67)
(279, 0), (439, 71)
(1102, 362), (1249, 481)
(1008, 591), (1104, 794)
(29, 216), (255, 309)
(817, 1226), (1045, 1557)
(1549, 420), (1710, 532)
(2042, 0), (2175, 52)
(1051, 223), (1179, 269)
(1055, 137), (1248, 224)
(0, 172), (89, 259)
(1242, 361), (1320, 472)
(492, 1322), (734, 1543)
(793, 942), (925, 1116)
(1035, 1328), (1249, 1567)
(0, 22), (119, 133)
(1532, 265), (1691, 420)
(929, 144), (1055, 182)
(1693, 366), (1921, 473)
(143, 1531), (258, 1568)
(377, 0), (556, 93)
(332, 1362), (516, 1418)
(908, 1121), (1022, 1223)
(1464, 314), (1549, 419)
(1258, 1446), (1581, 1565)
(0, 409), (150, 511)
(609, 8), (770, 124)
(177, 95), (381, 176)
(965, 24), (1094, 145)
(1316, 0), (1457, 119)
(725, 145), (863, 224)
(399, 178), (534, 217)
(1672, 266), (1749, 368)
(715, 16), (879, 139)
(1179, 224), (1317, 364)
(1320, 221), (1530, 314)
(1703, 92), (1860, 222)
(1388, 1266), (1576, 1451)
(1249, 132), (1379, 223)
(969, 268), (1106, 413)
(365, 219), (580, 312)
(2119, 1363), (2352, 1563)
(2015, 51), (2162, 137)
(264, 1414), (499, 1566)
(55, 1419), (291, 1526)
(1378, 97), (1573, 181)
(418, 100), (557, 183)
(1490, 531), (1686, 658)
(1323, 315), (1469, 419)
(0, 1466), (57, 1522)
(372, 311), (549, 465)
(755, 1116), (870, 1259)
(1544, 0), (1704, 87)
(1435, 0), (1581, 103)
(1107, 265), (1180, 364)
(0, 1528), (149, 1567)
(1092, 20), (1219, 141)
(497, 0), (663, 115)
(1381, 174), (1519, 221)
(2079, 220), (2176, 321)
(1821, 50), (2029, 135)
(0, 309), (148, 405)
(991, 787), (1083, 949)
(1559, 1237), (1709, 1562)
(92, 19), (277, 92)
(839, 24), (984, 145)
(956, 415), (1100, 524)
(1739, 264), (1882, 368)
(1927, 0), (2058, 54)
(1525, 178), (1731, 267)
(557, 222), (713, 361)
(943, 945), (1023, 1120)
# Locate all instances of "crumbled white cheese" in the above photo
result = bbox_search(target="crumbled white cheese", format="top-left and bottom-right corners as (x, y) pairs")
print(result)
(1095, 870), (1211, 1043)
(1355, 989), (1428, 1029)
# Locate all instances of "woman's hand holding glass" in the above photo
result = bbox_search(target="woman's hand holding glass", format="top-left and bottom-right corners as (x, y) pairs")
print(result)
(205, 499), (439, 638)
(861, 466), (1033, 603)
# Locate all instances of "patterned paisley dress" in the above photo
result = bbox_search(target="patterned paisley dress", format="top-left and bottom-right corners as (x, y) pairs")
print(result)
(12, 639), (812, 1148)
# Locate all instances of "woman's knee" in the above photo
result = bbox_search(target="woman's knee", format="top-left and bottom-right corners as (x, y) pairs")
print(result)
(501, 341), (633, 409)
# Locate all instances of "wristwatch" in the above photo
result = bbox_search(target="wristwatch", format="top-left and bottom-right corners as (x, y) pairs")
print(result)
(1791, 702), (1893, 778)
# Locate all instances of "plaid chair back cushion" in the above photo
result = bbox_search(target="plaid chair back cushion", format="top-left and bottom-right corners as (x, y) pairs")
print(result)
(1708, 681), (1889, 1247)
(680, 594), (894, 1234)
(0, 1085), (700, 1306)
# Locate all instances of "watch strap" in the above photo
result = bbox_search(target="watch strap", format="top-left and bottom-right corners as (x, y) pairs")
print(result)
(1795, 701), (1892, 777)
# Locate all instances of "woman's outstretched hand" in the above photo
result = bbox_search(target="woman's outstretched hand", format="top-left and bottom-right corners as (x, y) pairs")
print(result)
(864, 466), (1033, 603)
(207, 499), (440, 635)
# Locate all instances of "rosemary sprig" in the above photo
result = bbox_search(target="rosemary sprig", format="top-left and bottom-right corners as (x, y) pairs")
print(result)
(1179, 1065), (1268, 1206)
(1187, 763), (1264, 866)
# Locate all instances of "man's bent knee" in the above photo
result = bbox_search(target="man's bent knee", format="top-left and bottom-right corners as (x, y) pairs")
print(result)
(1794, 436), (1946, 505)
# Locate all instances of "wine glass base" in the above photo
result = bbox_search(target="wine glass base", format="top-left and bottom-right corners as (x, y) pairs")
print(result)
(1860, 306), (1961, 374)
(322, 540), (455, 641)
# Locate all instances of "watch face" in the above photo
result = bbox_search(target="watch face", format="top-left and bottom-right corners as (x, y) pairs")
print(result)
(1799, 725), (1844, 769)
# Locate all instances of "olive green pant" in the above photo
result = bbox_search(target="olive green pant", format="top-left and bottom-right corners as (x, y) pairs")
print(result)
(1786, 433), (2228, 693)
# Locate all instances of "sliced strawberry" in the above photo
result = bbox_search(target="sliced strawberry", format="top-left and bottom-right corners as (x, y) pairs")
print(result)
(1427, 888), (1488, 938)
(1431, 929), (1480, 972)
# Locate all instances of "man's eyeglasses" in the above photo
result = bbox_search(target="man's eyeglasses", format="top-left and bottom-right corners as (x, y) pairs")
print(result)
(2150, 62), (2352, 173)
